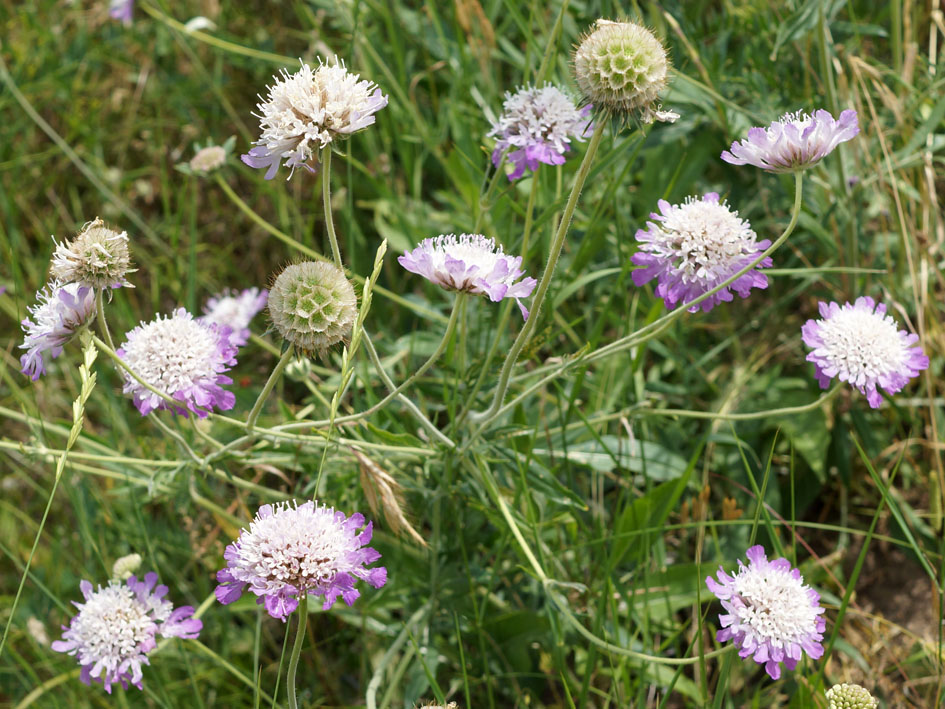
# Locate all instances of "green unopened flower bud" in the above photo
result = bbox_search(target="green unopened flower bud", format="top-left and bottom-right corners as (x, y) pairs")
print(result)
(112, 552), (143, 580)
(573, 19), (669, 115)
(826, 683), (878, 709)
(268, 261), (357, 356)
(50, 218), (135, 289)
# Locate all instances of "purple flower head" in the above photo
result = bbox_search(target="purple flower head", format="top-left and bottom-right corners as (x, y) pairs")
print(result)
(242, 57), (388, 180)
(706, 545), (825, 680)
(19, 281), (96, 381)
(52, 572), (201, 693)
(721, 109), (859, 173)
(488, 84), (593, 181)
(215, 501), (387, 621)
(631, 193), (771, 312)
(117, 308), (237, 418)
(109, 0), (134, 25)
(801, 296), (929, 408)
(199, 287), (268, 347)
(398, 233), (537, 319)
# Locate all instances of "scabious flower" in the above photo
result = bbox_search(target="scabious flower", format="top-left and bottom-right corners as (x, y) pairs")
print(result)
(826, 683), (878, 708)
(398, 234), (537, 318)
(801, 296), (929, 408)
(268, 262), (357, 355)
(109, 0), (134, 25)
(631, 192), (771, 312)
(573, 20), (669, 117)
(50, 218), (134, 289)
(52, 573), (201, 693)
(721, 109), (859, 173)
(488, 84), (592, 181)
(189, 145), (227, 172)
(706, 545), (825, 680)
(117, 308), (237, 417)
(199, 287), (268, 347)
(19, 281), (96, 381)
(242, 58), (388, 179)
(215, 501), (387, 621)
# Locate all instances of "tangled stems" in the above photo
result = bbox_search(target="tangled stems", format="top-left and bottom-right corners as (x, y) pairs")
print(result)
(286, 595), (308, 709)
(471, 115), (609, 424)
(321, 146), (343, 268)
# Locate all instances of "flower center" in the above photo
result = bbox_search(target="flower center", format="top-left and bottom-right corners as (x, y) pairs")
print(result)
(734, 565), (818, 643)
(658, 200), (756, 282)
(123, 315), (219, 393)
(817, 307), (905, 379)
(71, 585), (160, 659)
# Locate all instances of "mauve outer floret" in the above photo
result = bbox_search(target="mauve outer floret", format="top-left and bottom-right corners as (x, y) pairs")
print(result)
(488, 83), (593, 181)
(199, 287), (268, 347)
(241, 57), (388, 180)
(52, 572), (201, 693)
(631, 192), (771, 312)
(721, 109), (859, 173)
(215, 501), (387, 621)
(801, 296), (929, 408)
(706, 545), (825, 680)
(19, 281), (96, 381)
(117, 308), (237, 418)
(398, 233), (537, 319)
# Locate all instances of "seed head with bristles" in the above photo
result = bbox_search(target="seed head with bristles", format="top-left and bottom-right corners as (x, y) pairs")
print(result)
(573, 19), (669, 117)
(267, 261), (357, 356)
(50, 218), (135, 289)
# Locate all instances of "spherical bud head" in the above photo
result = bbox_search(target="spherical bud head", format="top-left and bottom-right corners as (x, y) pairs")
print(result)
(50, 218), (134, 289)
(574, 20), (668, 115)
(826, 683), (878, 709)
(268, 261), (357, 356)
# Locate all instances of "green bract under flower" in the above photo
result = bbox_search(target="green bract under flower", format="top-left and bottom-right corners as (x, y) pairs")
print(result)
(573, 19), (668, 116)
(268, 261), (357, 355)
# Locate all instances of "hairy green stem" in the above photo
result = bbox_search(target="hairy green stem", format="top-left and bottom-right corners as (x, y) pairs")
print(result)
(94, 290), (115, 352)
(321, 147), (343, 267)
(471, 117), (608, 424)
(246, 345), (295, 431)
(286, 596), (308, 709)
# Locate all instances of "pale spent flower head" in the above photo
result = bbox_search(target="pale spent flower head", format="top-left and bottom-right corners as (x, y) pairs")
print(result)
(721, 109), (859, 173)
(268, 261), (357, 356)
(488, 83), (593, 181)
(631, 192), (771, 312)
(215, 500), (388, 621)
(801, 296), (929, 408)
(117, 308), (237, 418)
(199, 287), (269, 347)
(50, 218), (134, 289)
(19, 281), (96, 381)
(52, 573), (201, 693)
(27, 616), (50, 646)
(573, 20), (669, 116)
(705, 545), (825, 680)
(398, 234), (537, 319)
(826, 683), (878, 708)
(112, 553), (143, 580)
(242, 57), (388, 180)
(189, 145), (227, 172)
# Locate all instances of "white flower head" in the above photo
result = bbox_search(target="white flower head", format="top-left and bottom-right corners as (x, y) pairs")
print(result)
(242, 57), (388, 180)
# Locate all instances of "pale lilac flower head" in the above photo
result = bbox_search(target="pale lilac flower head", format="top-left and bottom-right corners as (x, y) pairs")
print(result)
(109, 0), (134, 25)
(398, 234), (537, 318)
(52, 572), (201, 693)
(488, 84), (593, 181)
(199, 287), (268, 347)
(721, 109), (858, 173)
(242, 57), (388, 180)
(706, 545), (825, 680)
(215, 501), (387, 621)
(19, 281), (95, 381)
(117, 308), (237, 418)
(631, 192), (771, 312)
(801, 296), (929, 408)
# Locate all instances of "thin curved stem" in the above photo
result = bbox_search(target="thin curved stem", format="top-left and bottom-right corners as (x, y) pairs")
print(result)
(246, 345), (295, 431)
(286, 595), (308, 709)
(321, 147), (343, 268)
(642, 384), (841, 420)
(94, 290), (115, 352)
(471, 116), (609, 424)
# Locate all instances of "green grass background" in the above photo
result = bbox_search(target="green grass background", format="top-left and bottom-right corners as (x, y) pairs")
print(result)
(1, 0), (943, 707)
